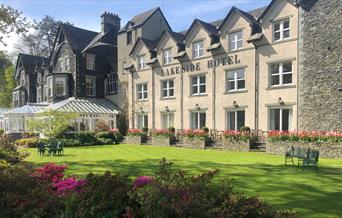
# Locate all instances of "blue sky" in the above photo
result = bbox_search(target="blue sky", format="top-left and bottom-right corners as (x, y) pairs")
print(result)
(1, 0), (271, 55)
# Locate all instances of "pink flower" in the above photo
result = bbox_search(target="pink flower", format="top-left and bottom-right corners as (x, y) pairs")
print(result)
(134, 176), (154, 188)
(53, 177), (87, 196)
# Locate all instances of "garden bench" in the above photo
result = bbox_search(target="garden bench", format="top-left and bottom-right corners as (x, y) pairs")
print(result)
(37, 142), (46, 156)
(302, 148), (319, 173)
(285, 146), (319, 173)
(56, 141), (64, 156)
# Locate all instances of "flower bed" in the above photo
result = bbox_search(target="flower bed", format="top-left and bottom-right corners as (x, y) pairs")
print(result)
(125, 129), (147, 144)
(150, 129), (175, 146)
(221, 130), (251, 151)
(266, 131), (342, 158)
(181, 129), (210, 149)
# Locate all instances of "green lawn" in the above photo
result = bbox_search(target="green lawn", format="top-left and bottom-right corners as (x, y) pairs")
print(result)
(25, 144), (342, 218)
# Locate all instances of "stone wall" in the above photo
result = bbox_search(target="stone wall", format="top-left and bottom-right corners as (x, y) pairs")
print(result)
(151, 136), (174, 146)
(182, 137), (206, 149)
(266, 141), (342, 159)
(221, 138), (250, 152)
(125, 135), (144, 145)
(298, 0), (342, 131)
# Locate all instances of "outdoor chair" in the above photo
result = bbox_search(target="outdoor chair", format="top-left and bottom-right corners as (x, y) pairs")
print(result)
(56, 141), (64, 156)
(47, 141), (58, 156)
(293, 146), (307, 167)
(37, 142), (46, 156)
(302, 149), (319, 173)
(284, 146), (295, 165)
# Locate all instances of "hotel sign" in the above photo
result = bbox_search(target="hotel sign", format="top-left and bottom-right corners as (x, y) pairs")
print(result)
(161, 55), (240, 76)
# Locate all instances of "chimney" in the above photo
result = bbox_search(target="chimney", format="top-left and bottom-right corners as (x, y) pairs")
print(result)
(101, 12), (121, 33)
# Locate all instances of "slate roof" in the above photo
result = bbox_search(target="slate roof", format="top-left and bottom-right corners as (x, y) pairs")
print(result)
(248, 6), (268, 19)
(59, 24), (98, 51)
(129, 37), (159, 56)
(45, 97), (121, 114)
(82, 28), (117, 53)
(185, 19), (219, 39)
(15, 53), (48, 79)
(119, 7), (159, 33)
(5, 103), (48, 115)
(258, 0), (298, 21)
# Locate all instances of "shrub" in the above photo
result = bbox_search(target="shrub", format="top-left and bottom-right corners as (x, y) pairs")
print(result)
(268, 130), (342, 143)
(127, 129), (144, 136)
(75, 132), (98, 145)
(201, 126), (209, 133)
(58, 138), (82, 147)
(168, 126), (176, 133)
(15, 137), (39, 148)
(223, 130), (251, 142)
(0, 134), (28, 164)
(183, 129), (208, 139)
(22, 131), (38, 138)
(142, 127), (149, 133)
(0, 128), (4, 135)
(151, 129), (174, 137)
(95, 120), (110, 131)
(110, 128), (124, 143)
(240, 126), (251, 133)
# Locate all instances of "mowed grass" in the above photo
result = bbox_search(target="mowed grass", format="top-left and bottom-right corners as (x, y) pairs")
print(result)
(25, 144), (342, 218)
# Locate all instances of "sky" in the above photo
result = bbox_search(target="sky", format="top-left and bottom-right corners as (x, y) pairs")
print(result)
(0, 0), (270, 57)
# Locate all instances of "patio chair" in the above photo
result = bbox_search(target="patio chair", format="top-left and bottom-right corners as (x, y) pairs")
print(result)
(284, 146), (295, 165)
(56, 141), (64, 156)
(37, 141), (46, 156)
(47, 140), (58, 156)
(293, 147), (308, 167)
(302, 149), (319, 173)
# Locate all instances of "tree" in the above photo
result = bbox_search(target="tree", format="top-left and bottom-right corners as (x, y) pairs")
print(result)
(26, 110), (78, 138)
(16, 15), (72, 57)
(0, 4), (30, 46)
(0, 51), (13, 108)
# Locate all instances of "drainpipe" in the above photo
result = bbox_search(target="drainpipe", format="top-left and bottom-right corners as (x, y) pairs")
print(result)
(212, 58), (216, 130)
(255, 46), (259, 131)
(152, 68), (155, 129)
(131, 71), (135, 128)
(180, 63), (184, 129)
(296, 6), (301, 131)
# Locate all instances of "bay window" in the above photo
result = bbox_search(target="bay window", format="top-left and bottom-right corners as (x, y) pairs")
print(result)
(191, 75), (206, 95)
(55, 77), (66, 96)
(270, 62), (292, 86)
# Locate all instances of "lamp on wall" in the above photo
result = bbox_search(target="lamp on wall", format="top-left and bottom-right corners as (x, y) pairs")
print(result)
(139, 107), (144, 114)
(278, 97), (285, 105)
(165, 106), (170, 112)
(195, 104), (200, 111)
(233, 100), (239, 108)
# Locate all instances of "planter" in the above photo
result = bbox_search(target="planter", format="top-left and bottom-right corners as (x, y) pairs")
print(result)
(222, 138), (250, 151)
(125, 135), (147, 145)
(182, 136), (208, 149)
(266, 141), (342, 158)
(151, 136), (175, 146)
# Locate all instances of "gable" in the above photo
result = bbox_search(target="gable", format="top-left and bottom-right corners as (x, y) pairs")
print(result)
(130, 40), (146, 57)
(259, 0), (297, 22)
(220, 11), (252, 35)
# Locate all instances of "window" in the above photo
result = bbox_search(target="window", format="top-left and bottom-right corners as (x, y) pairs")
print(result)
(138, 55), (146, 70)
(161, 80), (174, 98)
(86, 76), (96, 97)
(162, 113), (174, 129)
(137, 114), (148, 129)
(229, 30), (243, 50)
(227, 110), (245, 131)
(105, 73), (118, 95)
(226, 69), (245, 91)
(59, 59), (64, 71)
(137, 83), (148, 100)
(37, 87), (41, 103)
(192, 40), (204, 59)
(191, 75), (206, 95)
(43, 85), (47, 101)
(270, 62), (292, 86)
(20, 91), (25, 105)
(163, 48), (172, 65)
(269, 108), (292, 131)
(86, 54), (95, 70)
(48, 77), (53, 97)
(127, 31), (132, 45)
(65, 57), (70, 71)
(13, 92), (19, 107)
(55, 77), (66, 96)
(273, 19), (290, 41)
(191, 112), (206, 129)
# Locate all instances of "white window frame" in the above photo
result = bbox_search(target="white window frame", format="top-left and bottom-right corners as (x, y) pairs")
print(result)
(161, 80), (174, 98)
(48, 77), (53, 97)
(86, 54), (95, 71)
(190, 111), (206, 130)
(229, 30), (243, 51)
(137, 83), (148, 100)
(191, 75), (206, 96)
(226, 109), (245, 131)
(270, 62), (293, 87)
(37, 87), (41, 103)
(13, 91), (19, 107)
(138, 55), (146, 70)
(273, 19), (290, 42)
(226, 69), (246, 91)
(85, 76), (96, 97)
(163, 48), (172, 65)
(268, 107), (292, 131)
(55, 77), (66, 96)
(137, 114), (148, 129)
(105, 73), (118, 95)
(161, 112), (174, 129)
(192, 40), (204, 59)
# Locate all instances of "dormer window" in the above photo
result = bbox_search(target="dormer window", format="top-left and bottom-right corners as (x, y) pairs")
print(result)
(273, 19), (290, 41)
(229, 30), (243, 51)
(86, 54), (95, 71)
(192, 40), (204, 59)
(127, 31), (132, 45)
(163, 48), (172, 65)
(138, 55), (146, 70)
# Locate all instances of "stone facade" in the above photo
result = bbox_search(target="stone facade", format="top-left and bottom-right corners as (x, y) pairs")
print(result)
(182, 137), (207, 149)
(266, 141), (342, 159)
(222, 138), (250, 151)
(298, 0), (342, 131)
(150, 136), (175, 146)
(125, 135), (145, 145)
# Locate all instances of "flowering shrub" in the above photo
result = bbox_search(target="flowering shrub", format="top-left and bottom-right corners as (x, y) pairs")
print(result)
(32, 163), (67, 183)
(183, 129), (208, 139)
(127, 128), (145, 136)
(53, 177), (87, 196)
(151, 129), (174, 137)
(223, 130), (251, 142)
(95, 120), (110, 131)
(268, 130), (342, 142)
(110, 128), (124, 143)
(133, 176), (154, 188)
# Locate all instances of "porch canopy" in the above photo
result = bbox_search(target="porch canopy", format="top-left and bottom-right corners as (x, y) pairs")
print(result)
(45, 97), (121, 131)
(4, 103), (48, 133)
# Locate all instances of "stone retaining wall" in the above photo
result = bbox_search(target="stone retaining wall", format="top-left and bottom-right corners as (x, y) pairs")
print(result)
(151, 136), (174, 146)
(222, 138), (250, 151)
(182, 137), (206, 149)
(125, 135), (146, 145)
(266, 141), (342, 158)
